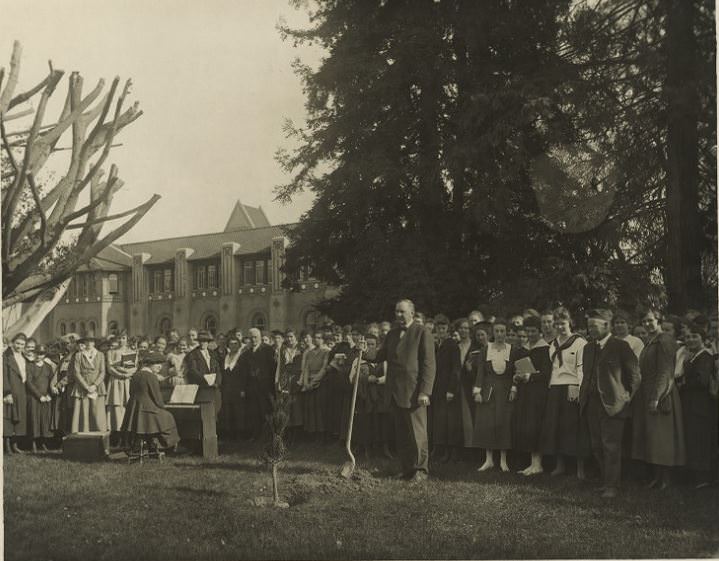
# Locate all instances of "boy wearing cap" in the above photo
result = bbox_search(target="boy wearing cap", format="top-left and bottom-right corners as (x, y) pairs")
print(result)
(579, 308), (641, 498)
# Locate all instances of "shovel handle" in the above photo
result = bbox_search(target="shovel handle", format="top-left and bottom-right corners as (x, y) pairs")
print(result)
(344, 349), (363, 468)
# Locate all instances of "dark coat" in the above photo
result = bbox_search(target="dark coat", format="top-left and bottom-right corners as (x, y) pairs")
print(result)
(184, 346), (223, 415)
(121, 367), (179, 448)
(579, 336), (641, 418)
(3, 348), (28, 437)
(26, 360), (54, 438)
(375, 322), (436, 409)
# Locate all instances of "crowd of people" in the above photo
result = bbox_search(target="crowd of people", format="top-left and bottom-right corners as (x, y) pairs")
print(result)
(3, 304), (718, 497)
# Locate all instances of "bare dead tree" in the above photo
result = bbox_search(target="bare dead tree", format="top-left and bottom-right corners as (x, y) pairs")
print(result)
(1, 40), (159, 335)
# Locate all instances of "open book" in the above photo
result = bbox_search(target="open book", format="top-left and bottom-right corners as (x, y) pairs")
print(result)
(169, 384), (199, 404)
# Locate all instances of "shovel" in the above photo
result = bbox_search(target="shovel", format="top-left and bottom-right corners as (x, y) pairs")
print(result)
(339, 348), (363, 479)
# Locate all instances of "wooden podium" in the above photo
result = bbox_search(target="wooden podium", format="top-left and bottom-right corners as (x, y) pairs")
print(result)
(163, 387), (218, 459)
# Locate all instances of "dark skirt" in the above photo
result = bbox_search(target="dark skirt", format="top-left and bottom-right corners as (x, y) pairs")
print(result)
(221, 393), (247, 435)
(680, 389), (718, 471)
(302, 384), (327, 433)
(513, 382), (548, 453)
(288, 393), (303, 428)
(3, 384), (27, 437)
(51, 391), (73, 434)
(539, 385), (588, 457)
(432, 395), (464, 447)
(28, 398), (53, 438)
(632, 384), (686, 467)
(472, 373), (514, 450)
(121, 400), (179, 449)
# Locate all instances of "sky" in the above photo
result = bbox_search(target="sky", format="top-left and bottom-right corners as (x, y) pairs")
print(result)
(0, 0), (322, 242)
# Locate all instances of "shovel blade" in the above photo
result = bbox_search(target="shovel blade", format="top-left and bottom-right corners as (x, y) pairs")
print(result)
(339, 461), (355, 479)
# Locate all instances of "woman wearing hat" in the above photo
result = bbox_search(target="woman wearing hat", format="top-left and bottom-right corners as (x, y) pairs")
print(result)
(3, 333), (29, 454)
(184, 330), (222, 417)
(26, 345), (55, 452)
(70, 336), (108, 433)
(121, 351), (179, 451)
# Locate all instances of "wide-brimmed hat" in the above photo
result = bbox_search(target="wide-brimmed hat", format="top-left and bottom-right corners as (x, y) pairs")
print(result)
(78, 335), (97, 344)
(197, 330), (214, 342)
(142, 351), (167, 365)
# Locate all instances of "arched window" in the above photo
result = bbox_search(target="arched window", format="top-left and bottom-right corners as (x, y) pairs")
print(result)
(69, 322), (77, 334)
(88, 321), (96, 337)
(204, 315), (218, 335)
(59, 322), (67, 336)
(79, 321), (86, 337)
(251, 312), (266, 332)
(108, 321), (119, 336)
(159, 317), (172, 337)
(303, 310), (321, 331)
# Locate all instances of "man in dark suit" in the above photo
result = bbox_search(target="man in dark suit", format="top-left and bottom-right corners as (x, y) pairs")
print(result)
(375, 299), (436, 483)
(579, 309), (641, 498)
(184, 330), (223, 418)
(241, 327), (277, 439)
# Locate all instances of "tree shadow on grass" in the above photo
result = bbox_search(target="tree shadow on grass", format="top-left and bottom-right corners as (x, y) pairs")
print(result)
(171, 461), (318, 475)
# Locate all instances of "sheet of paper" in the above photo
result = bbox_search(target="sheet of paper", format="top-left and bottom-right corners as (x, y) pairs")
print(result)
(169, 384), (199, 404)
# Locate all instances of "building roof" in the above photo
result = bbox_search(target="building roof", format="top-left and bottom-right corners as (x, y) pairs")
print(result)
(119, 224), (288, 265)
(224, 201), (271, 231)
(77, 244), (133, 272)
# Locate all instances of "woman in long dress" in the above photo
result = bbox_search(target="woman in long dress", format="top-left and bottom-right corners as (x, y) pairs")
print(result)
(301, 331), (329, 437)
(70, 336), (108, 433)
(26, 345), (55, 452)
(538, 307), (588, 478)
(631, 309), (685, 489)
(512, 315), (551, 475)
(678, 323), (718, 487)
(221, 335), (246, 439)
(456, 319), (480, 454)
(473, 319), (520, 472)
(277, 329), (303, 430)
(106, 332), (137, 440)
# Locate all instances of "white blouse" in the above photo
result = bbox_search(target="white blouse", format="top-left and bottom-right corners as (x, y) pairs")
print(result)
(549, 336), (586, 386)
(486, 343), (511, 375)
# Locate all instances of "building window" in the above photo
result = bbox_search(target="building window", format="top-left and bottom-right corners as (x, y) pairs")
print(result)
(108, 321), (119, 336)
(303, 310), (321, 330)
(88, 321), (96, 337)
(204, 315), (218, 335)
(79, 322), (86, 337)
(153, 270), (163, 294)
(195, 266), (206, 290)
(70, 322), (76, 334)
(59, 322), (67, 336)
(163, 269), (173, 292)
(108, 274), (119, 295)
(87, 273), (96, 297)
(159, 317), (171, 337)
(251, 312), (266, 332)
(255, 260), (266, 284)
(208, 265), (217, 289)
(243, 261), (254, 285)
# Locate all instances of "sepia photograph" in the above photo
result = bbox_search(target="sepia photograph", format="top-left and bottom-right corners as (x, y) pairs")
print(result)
(1, 0), (717, 559)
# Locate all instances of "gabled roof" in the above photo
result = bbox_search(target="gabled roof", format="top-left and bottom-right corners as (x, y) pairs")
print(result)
(118, 224), (289, 265)
(224, 201), (271, 231)
(77, 244), (133, 272)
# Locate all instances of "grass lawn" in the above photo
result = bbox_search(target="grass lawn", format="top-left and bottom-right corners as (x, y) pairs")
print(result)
(4, 438), (719, 560)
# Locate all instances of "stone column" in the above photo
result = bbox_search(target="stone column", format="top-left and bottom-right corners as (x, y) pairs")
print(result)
(172, 248), (194, 334)
(129, 253), (150, 335)
(269, 236), (288, 330)
(220, 242), (240, 332)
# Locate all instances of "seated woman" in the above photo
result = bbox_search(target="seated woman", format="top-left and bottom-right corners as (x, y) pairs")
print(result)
(121, 351), (180, 452)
